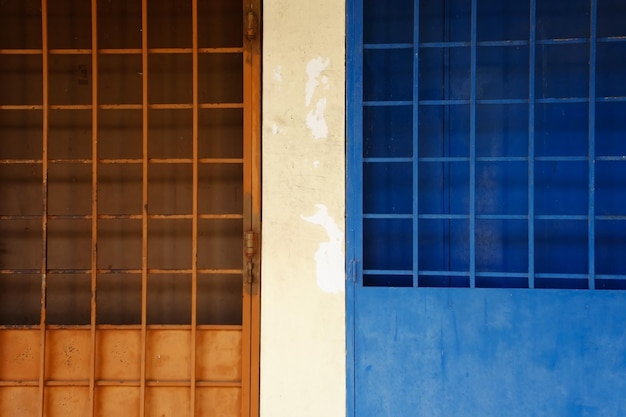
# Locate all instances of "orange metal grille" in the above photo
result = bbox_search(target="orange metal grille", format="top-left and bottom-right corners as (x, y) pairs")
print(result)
(0, 0), (261, 416)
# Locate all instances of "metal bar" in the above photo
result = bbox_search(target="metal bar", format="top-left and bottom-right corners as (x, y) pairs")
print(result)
(0, 49), (43, 54)
(469, 0), (477, 288)
(528, 0), (536, 288)
(364, 43), (413, 49)
(140, 0), (149, 415)
(242, 0), (254, 415)
(89, 1), (98, 415)
(589, 0), (597, 289)
(38, 1), (49, 416)
(412, 0), (420, 287)
(419, 41), (470, 48)
(191, 0), (199, 415)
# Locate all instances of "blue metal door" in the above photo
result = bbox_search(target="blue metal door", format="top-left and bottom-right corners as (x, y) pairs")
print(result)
(346, 1), (626, 415)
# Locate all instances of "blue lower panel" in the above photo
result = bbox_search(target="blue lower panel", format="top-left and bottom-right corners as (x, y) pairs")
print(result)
(354, 288), (626, 417)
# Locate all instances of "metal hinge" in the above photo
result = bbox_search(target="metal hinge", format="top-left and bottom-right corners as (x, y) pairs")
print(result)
(245, 7), (258, 41)
(347, 259), (359, 283)
(245, 230), (256, 284)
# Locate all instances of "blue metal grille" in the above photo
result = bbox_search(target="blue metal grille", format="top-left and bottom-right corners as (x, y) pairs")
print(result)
(348, 0), (626, 289)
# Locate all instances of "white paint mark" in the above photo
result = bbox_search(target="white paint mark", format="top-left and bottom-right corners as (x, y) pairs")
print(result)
(273, 65), (283, 82)
(305, 57), (330, 107)
(301, 204), (345, 294)
(306, 97), (328, 139)
(272, 123), (279, 135)
(313, 160), (320, 168)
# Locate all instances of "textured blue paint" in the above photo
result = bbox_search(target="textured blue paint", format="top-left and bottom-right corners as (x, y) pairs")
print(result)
(355, 288), (626, 417)
(347, 1), (626, 416)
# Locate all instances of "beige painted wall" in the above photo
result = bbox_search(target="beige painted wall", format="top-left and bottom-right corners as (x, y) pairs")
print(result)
(260, 0), (346, 416)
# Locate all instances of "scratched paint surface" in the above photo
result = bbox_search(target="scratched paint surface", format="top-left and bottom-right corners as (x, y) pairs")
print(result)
(354, 288), (626, 417)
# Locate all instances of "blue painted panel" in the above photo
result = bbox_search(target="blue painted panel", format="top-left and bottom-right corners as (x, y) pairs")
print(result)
(355, 288), (626, 417)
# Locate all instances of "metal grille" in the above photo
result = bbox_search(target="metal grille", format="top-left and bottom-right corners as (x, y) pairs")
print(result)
(0, 0), (261, 416)
(349, 0), (626, 289)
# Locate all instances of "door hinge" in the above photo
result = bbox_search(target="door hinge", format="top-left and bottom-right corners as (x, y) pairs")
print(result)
(245, 230), (256, 284)
(246, 7), (258, 41)
(347, 259), (359, 283)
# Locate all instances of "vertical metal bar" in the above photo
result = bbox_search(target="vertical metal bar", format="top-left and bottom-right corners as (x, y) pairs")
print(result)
(346, 0), (362, 415)
(412, 0), (420, 287)
(528, 0), (536, 289)
(249, 15), (262, 413)
(89, 0), (99, 415)
(190, 0), (199, 414)
(469, 0), (477, 287)
(39, 1), (49, 416)
(588, 0), (597, 289)
(242, 1), (253, 416)
(442, 1), (451, 283)
(140, 0), (149, 415)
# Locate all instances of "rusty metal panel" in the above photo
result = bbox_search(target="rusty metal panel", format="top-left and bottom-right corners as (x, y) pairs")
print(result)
(94, 387), (140, 417)
(196, 329), (242, 381)
(0, 0), (260, 415)
(196, 387), (241, 417)
(44, 387), (90, 417)
(0, 387), (40, 416)
(146, 387), (191, 417)
(0, 330), (40, 381)
(95, 330), (142, 380)
(146, 329), (191, 381)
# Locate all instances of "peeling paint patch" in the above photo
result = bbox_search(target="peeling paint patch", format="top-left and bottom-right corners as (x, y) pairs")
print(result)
(305, 57), (330, 140)
(301, 204), (345, 293)
(305, 57), (330, 106)
(306, 97), (328, 139)
(273, 65), (283, 82)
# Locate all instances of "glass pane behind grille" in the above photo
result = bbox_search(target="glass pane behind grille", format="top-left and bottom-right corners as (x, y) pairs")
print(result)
(359, 0), (626, 290)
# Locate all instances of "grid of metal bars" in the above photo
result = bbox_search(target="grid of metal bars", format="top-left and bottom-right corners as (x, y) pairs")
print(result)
(350, 0), (626, 289)
(0, 0), (261, 416)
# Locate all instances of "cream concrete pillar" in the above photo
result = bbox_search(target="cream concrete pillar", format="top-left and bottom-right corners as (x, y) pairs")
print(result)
(260, 0), (346, 416)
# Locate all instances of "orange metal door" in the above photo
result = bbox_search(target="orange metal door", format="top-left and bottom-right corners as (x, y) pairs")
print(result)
(0, 1), (261, 416)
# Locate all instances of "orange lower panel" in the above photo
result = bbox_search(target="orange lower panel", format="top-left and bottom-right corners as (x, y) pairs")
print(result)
(0, 387), (39, 416)
(0, 327), (242, 417)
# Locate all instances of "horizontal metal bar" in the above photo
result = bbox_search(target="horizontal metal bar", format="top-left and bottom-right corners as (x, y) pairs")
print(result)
(535, 273), (589, 279)
(476, 40), (529, 47)
(363, 213), (413, 219)
(476, 157), (527, 162)
(363, 157), (412, 163)
(419, 99), (469, 105)
(476, 214), (527, 220)
(363, 43), (412, 49)
(596, 274), (626, 280)
(536, 38), (588, 45)
(535, 97), (589, 103)
(477, 99), (527, 105)
(0, 47), (244, 55)
(596, 97), (626, 102)
(419, 41), (470, 48)
(535, 215), (588, 220)
(535, 156), (588, 162)
(418, 157), (469, 162)
(363, 101), (412, 107)
(597, 36), (626, 43)
(418, 270), (470, 276)
(0, 49), (43, 54)
(475, 272), (529, 278)
(0, 268), (243, 275)
(418, 214), (469, 219)
(363, 269), (413, 275)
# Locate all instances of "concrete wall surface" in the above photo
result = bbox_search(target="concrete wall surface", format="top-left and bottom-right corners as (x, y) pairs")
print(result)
(260, 0), (346, 416)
